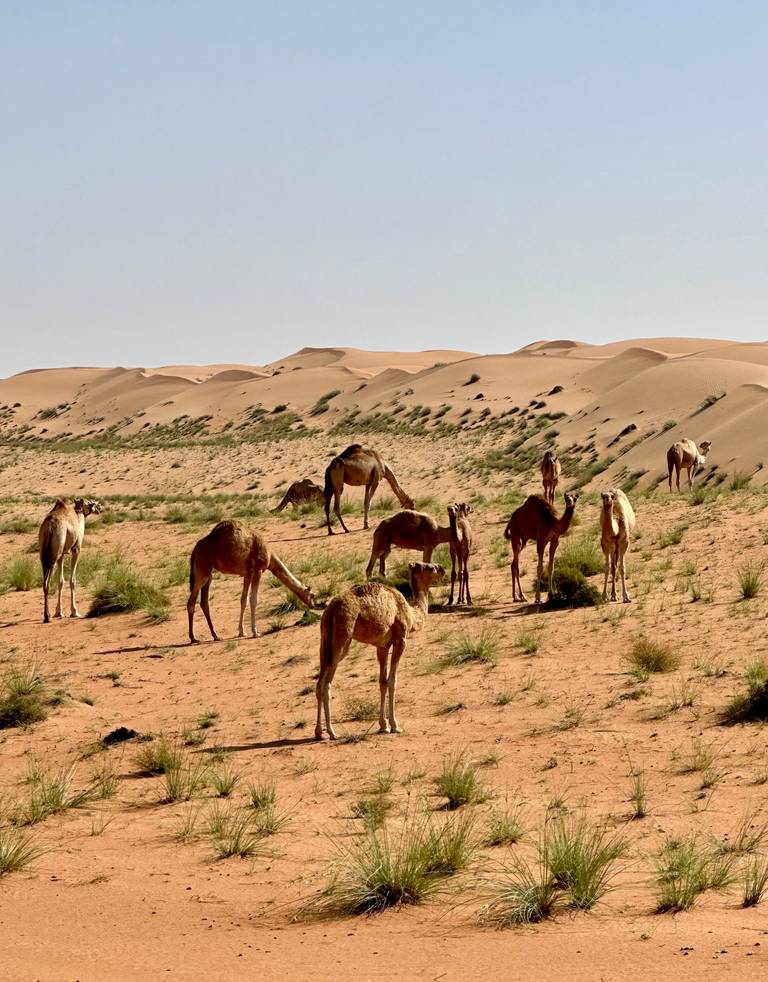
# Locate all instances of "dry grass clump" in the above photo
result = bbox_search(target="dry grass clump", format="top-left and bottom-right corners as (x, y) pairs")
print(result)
(14, 764), (114, 826)
(134, 737), (185, 776)
(742, 856), (768, 907)
(434, 751), (491, 809)
(625, 637), (680, 676)
(0, 663), (56, 730)
(737, 561), (763, 600)
(301, 809), (473, 917)
(438, 627), (498, 668)
(721, 659), (768, 724)
(0, 555), (42, 592)
(0, 828), (45, 876)
(87, 553), (169, 622)
(655, 835), (737, 912)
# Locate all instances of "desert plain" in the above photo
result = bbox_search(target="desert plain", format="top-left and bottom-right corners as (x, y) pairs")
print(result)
(1, 339), (768, 980)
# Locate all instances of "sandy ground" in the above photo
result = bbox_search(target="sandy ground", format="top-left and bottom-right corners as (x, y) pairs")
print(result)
(1, 346), (768, 980)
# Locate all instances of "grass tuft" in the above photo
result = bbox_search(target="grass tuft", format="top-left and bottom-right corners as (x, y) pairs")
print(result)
(87, 554), (169, 621)
(625, 637), (680, 676)
(434, 751), (490, 809)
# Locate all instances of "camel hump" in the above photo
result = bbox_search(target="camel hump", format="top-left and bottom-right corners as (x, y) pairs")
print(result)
(340, 444), (365, 458)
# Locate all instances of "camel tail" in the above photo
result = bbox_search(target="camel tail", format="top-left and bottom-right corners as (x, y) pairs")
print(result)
(188, 544), (198, 593)
(38, 522), (58, 582)
(666, 446), (678, 490)
(503, 518), (513, 541)
(268, 554), (313, 606)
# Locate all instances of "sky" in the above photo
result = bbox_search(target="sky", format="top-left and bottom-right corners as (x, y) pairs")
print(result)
(2, 1), (767, 375)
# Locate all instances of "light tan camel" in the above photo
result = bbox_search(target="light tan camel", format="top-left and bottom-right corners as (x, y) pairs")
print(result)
(667, 439), (711, 491)
(324, 444), (414, 534)
(600, 488), (636, 603)
(503, 492), (580, 603)
(448, 502), (473, 606)
(39, 498), (101, 623)
(314, 562), (445, 740)
(540, 450), (561, 505)
(365, 508), (452, 579)
(187, 520), (315, 643)
(272, 479), (324, 512)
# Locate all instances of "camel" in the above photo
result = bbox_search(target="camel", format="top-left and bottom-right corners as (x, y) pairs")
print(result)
(503, 492), (580, 604)
(448, 502), (473, 606)
(38, 497), (102, 623)
(272, 479), (324, 512)
(540, 450), (561, 505)
(667, 439), (711, 491)
(187, 520), (315, 643)
(324, 444), (414, 535)
(600, 488), (636, 603)
(365, 507), (453, 579)
(314, 561), (445, 740)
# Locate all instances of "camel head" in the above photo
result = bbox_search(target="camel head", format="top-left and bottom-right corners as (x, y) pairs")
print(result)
(402, 495), (416, 511)
(74, 498), (102, 516)
(601, 490), (616, 511)
(563, 491), (580, 510)
(698, 440), (711, 458)
(409, 561), (446, 589)
(457, 502), (472, 517)
(544, 450), (556, 463)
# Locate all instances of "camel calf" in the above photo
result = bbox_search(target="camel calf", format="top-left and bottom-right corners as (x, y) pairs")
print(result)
(448, 502), (473, 606)
(540, 450), (561, 505)
(39, 497), (101, 623)
(600, 488), (636, 603)
(667, 439), (711, 491)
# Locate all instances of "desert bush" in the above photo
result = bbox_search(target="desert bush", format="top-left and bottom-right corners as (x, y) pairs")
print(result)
(434, 751), (490, 809)
(729, 471), (752, 491)
(16, 766), (105, 825)
(544, 567), (602, 609)
(737, 562), (763, 600)
(160, 761), (210, 802)
(248, 780), (277, 810)
(544, 813), (627, 910)
(628, 770), (647, 819)
(721, 678), (768, 724)
(556, 535), (603, 577)
(441, 627), (498, 668)
(485, 802), (526, 847)
(655, 835), (736, 912)
(480, 853), (563, 926)
(87, 554), (169, 621)
(625, 637), (679, 675)
(742, 856), (768, 907)
(0, 663), (53, 730)
(352, 794), (394, 832)
(0, 555), (41, 592)
(134, 737), (184, 776)
(0, 516), (35, 535)
(0, 828), (44, 876)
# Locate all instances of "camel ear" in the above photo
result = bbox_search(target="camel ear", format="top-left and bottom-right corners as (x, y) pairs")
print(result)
(74, 497), (85, 512)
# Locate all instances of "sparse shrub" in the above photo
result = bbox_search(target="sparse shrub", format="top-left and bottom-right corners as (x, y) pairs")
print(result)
(737, 561), (763, 600)
(248, 779), (277, 810)
(441, 628), (498, 668)
(628, 770), (647, 819)
(721, 678), (768, 724)
(714, 807), (768, 856)
(0, 663), (52, 730)
(556, 536), (603, 577)
(742, 856), (768, 907)
(88, 554), (169, 621)
(514, 630), (539, 655)
(16, 766), (103, 825)
(160, 761), (210, 802)
(481, 853), (563, 926)
(655, 835), (736, 912)
(352, 794), (394, 831)
(485, 802), (526, 846)
(343, 696), (378, 721)
(134, 737), (184, 776)
(544, 813), (627, 910)
(211, 810), (268, 859)
(464, 373), (481, 386)
(544, 567), (602, 609)
(729, 471), (752, 491)
(0, 555), (41, 592)
(625, 637), (679, 675)
(210, 766), (240, 798)
(0, 829), (44, 875)
(434, 751), (490, 809)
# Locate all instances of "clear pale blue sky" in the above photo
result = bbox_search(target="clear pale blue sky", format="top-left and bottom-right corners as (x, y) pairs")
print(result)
(2, 2), (766, 374)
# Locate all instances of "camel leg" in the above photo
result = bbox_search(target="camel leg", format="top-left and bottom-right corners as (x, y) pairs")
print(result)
(463, 561), (472, 606)
(387, 637), (405, 734)
(610, 550), (617, 602)
(42, 564), (53, 624)
(365, 549), (377, 580)
(602, 551), (610, 601)
(200, 580), (219, 641)
(422, 546), (433, 562)
(547, 541), (557, 602)
(448, 552), (457, 605)
(363, 478), (379, 531)
(377, 645), (391, 733)
(318, 656), (344, 740)
(334, 489), (350, 534)
(238, 574), (251, 638)
(534, 545), (545, 604)
(379, 547), (389, 577)
(324, 492), (334, 536)
(54, 556), (66, 618)
(619, 547), (631, 603)
(69, 545), (81, 617)
(248, 570), (262, 638)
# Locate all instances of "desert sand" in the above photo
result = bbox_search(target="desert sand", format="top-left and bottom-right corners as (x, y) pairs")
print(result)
(1, 339), (767, 980)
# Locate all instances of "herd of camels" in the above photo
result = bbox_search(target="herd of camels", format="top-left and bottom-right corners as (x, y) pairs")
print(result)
(37, 437), (711, 740)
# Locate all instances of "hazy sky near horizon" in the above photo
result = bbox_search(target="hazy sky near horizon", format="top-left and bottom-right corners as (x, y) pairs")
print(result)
(2, 2), (767, 376)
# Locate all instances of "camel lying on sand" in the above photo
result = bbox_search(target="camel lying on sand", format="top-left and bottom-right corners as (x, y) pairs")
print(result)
(187, 520), (314, 642)
(314, 562), (445, 740)
(39, 497), (101, 623)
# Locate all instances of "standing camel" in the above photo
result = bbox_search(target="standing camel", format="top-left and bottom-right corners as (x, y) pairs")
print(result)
(365, 507), (453, 579)
(314, 562), (445, 740)
(448, 502), (473, 606)
(187, 520), (314, 643)
(504, 492), (580, 604)
(324, 444), (414, 535)
(272, 479), (324, 512)
(540, 450), (561, 505)
(667, 439), (711, 491)
(39, 497), (101, 623)
(600, 488), (636, 603)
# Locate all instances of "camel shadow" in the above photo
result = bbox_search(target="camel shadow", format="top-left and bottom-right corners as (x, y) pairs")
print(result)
(194, 737), (317, 754)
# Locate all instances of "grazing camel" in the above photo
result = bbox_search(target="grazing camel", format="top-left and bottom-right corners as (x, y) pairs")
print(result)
(324, 444), (414, 535)
(667, 439), (711, 492)
(39, 497), (102, 623)
(600, 488), (636, 603)
(314, 562), (445, 740)
(365, 508), (453, 579)
(503, 492), (580, 604)
(187, 520), (315, 643)
(272, 479), (324, 513)
(448, 502), (473, 606)
(540, 450), (561, 505)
